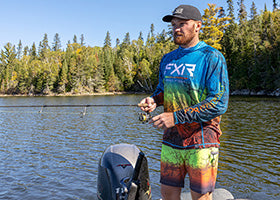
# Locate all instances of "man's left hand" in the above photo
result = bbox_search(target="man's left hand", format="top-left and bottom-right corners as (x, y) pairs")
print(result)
(149, 112), (175, 130)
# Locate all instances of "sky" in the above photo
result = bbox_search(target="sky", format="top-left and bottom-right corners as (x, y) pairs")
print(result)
(0, 0), (274, 50)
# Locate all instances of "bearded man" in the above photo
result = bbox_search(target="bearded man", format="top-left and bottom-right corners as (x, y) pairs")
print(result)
(139, 5), (229, 200)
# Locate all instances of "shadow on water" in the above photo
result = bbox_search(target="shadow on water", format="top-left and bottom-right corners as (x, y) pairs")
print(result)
(0, 95), (279, 199)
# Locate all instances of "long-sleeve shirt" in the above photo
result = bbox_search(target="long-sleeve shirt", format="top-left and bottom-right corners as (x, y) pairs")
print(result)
(152, 41), (229, 149)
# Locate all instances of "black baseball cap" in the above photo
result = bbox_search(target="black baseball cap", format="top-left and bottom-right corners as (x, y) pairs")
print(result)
(162, 5), (202, 22)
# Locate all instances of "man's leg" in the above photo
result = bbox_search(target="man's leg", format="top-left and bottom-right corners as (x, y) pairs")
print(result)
(161, 184), (181, 200)
(188, 147), (219, 200)
(160, 144), (186, 200)
(191, 190), (213, 200)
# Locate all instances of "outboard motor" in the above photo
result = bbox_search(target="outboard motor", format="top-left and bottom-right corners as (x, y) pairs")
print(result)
(97, 143), (151, 200)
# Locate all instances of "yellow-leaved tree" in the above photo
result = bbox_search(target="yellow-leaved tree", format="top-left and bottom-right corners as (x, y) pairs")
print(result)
(201, 4), (231, 50)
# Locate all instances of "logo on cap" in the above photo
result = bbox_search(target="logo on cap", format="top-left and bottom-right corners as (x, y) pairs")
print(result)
(173, 8), (183, 14)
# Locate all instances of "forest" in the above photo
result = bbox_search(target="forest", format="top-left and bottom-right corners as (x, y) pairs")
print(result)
(0, 0), (279, 96)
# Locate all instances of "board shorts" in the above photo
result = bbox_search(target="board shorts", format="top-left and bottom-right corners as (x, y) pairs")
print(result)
(160, 144), (219, 194)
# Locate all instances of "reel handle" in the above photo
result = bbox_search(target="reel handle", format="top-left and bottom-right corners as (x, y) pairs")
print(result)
(137, 103), (148, 107)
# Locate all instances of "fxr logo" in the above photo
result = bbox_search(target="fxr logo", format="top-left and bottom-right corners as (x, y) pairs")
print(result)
(165, 63), (196, 77)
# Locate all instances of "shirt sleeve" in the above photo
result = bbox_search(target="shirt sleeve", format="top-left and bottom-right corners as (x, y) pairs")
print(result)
(174, 51), (229, 124)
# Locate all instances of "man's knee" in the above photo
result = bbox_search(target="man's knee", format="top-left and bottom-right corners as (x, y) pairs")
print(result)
(161, 184), (181, 200)
(191, 189), (213, 200)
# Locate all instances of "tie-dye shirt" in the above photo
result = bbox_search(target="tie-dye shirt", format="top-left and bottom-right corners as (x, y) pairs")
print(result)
(152, 41), (229, 149)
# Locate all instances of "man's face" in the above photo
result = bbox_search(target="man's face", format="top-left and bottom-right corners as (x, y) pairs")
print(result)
(171, 18), (198, 48)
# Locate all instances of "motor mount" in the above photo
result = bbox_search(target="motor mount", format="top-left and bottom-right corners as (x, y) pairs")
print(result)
(97, 143), (151, 200)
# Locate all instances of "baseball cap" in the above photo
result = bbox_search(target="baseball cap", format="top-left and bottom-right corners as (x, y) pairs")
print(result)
(162, 5), (202, 22)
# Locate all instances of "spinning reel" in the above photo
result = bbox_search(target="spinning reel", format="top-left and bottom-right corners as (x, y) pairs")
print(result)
(138, 112), (152, 123)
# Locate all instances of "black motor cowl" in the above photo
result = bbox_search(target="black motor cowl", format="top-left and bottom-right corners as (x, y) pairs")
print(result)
(97, 143), (151, 200)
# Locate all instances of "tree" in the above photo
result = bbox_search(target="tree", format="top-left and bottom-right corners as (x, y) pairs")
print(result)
(201, 4), (231, 50)
(73, 35), (77, 43)
(39, 33), (50, 59)
(52, 33), (62, 51)
(0, 43), (17, 93)
(17, 40), (23, 59)
(80, 34), (85, 46)
(238, 0), (247, 24)
(122, 32), (131, 47)
(30, 42), (37, 60)
(104, 31), (111, 48)
(227, 0), (235, 22)
(273, 0), (278, 11)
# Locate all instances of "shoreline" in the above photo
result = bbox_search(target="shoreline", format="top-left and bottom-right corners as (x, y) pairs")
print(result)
(0, 91), (148, 97)
(0, 88), (279, 97)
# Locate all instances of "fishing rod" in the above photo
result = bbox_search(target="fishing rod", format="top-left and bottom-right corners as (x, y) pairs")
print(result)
(0, 103), (151, 121)
(0, 103), (147, 108)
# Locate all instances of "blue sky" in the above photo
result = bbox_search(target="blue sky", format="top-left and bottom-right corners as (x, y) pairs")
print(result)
(0, 0), (273, 50)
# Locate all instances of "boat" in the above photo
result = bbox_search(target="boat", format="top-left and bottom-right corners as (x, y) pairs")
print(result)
(97, 143), (250, 200)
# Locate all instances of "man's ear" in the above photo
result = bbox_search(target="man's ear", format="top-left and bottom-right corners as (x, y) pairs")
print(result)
(195, 21), (202, 32)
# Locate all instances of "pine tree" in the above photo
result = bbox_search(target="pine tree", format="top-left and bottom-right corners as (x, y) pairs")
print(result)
(17, 40), (23, 59)
(104, 31), (112, 48)
(238, 0), (247, 24)
(73, 35), (77, 43)
(39, 33), (50, 59)
(23, 46), (29, 56)
(102, 32), (118, 91)
(273, 0), (278, 10)
(80, 34), (85, 46)
(227, 0), (235, 22)
(30, 42), (37, 60)
(0, 43), (17, 92)
(52, 33), (62, 51)
(123, 32), (131, 46)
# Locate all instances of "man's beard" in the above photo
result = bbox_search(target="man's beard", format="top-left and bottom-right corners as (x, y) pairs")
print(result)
(173, 27), (196, 46)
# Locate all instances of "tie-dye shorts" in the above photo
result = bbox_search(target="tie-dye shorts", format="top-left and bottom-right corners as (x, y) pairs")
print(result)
(160, 144), (219, 194)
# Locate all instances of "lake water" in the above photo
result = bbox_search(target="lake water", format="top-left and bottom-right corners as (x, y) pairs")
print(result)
(0, 95), (279, 200)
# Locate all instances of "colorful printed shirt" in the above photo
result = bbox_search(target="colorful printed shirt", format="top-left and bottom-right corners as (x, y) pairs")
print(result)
(152, 41), (229, 149)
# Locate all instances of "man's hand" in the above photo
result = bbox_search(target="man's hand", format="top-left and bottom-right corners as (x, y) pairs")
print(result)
(149, 112), (175, 130)
(139, 97), (157, 113)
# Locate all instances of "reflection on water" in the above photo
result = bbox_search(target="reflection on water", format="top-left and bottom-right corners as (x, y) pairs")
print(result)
(0, 95), (279, 200)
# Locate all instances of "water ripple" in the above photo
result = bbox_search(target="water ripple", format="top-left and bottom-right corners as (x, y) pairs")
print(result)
(0, 95), (279, 199)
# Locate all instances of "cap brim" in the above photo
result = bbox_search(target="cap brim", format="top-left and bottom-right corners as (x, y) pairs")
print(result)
(162, 15), (189, 22)
(162, 15), (173, 22)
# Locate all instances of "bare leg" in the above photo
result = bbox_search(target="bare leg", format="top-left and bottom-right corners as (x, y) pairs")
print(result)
(191, 190), (213, 200)
(161, 184), (181, 200)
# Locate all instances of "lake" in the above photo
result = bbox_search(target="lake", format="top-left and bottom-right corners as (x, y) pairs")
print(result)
(0, 95), (279, 200)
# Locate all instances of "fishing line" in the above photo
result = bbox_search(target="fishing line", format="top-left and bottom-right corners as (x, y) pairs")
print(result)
(0, 103), (148, 118)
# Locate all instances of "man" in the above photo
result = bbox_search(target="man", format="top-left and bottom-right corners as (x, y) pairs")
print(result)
(139, 5), (229, 200)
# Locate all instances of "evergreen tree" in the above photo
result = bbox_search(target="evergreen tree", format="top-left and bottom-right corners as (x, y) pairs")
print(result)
(39, 33), (50, 58)
(80, 34), (85, 46)
(104, 31), (112, 48)
(52, 33), (62, 51)
(273, 0), (278, 10)
(23, 46), (29, 56)
(30, 42), (37, 60)
(0, 43), (17, 92)
(227, 0), (235, 22)
(123, 32), (130, 46)
(238, 0), (247, 24)
(17, 40), (23, 59)
(73, 35), (77, 43)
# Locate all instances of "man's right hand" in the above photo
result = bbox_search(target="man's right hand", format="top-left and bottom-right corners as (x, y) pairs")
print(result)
(139, 97), (157, 113)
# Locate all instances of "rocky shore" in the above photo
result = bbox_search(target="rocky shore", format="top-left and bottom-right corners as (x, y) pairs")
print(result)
(230, 88), (280, 97)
